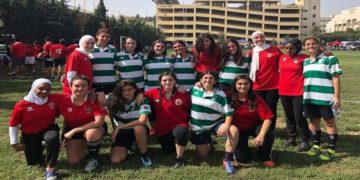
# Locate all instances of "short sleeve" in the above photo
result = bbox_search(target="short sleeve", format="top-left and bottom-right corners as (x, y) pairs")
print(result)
(256, 96), (274, 120)
(92, 103), (106, 116)
(139, 99), (151, 115)
(329, 56), (343, 76)
(8, 102), (23, 127)
(66, 53), (79, 72)
(222, 93), (234, 116)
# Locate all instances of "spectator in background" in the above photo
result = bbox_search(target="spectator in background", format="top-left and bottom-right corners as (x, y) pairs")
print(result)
(25, 41), (36, 76)
(33, 41), (43, 73)
(42, 36), (54, 78)
(66, 38), (79, 56)
(50, 38), (67, 80)
(10, 37), (27, 79)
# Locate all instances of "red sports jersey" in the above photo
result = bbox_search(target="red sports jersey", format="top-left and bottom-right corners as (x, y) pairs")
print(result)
(249, 46), (283, 90)
(26, 44), (35, 57)
(50, 44), (67, 58)
(58, 95), (106, 128)
(43, 42), (53, 58)
(66, 44), (79, 56)
(63, 50), (93, 94)
(232, 95), (273, 132)
(33, 44), (42, 57)
(10, 42), (27, 59)
(193, 47), (221, 73)
(8, 94), (62, 134)
(278, 54), (307, 96)
(144, 88), (191, 136)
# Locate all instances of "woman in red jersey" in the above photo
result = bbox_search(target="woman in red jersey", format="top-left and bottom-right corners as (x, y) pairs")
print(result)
(58, 76), (106, 172)
(144, 71), (191, 168)
(249, 31), (282, 130)
(9, 78), (61, 180)
(230, 75), (275, 168)
(63, 35), (95, 95)
(279, 39), (311, 151)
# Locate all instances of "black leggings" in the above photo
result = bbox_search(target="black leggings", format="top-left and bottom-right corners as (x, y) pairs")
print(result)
(157, 125), (188, 154)
(280, 96), (310, 141)
(235, 123), (274, 163)
(21, 124), (60, 166)
(254, 89), (279, 130)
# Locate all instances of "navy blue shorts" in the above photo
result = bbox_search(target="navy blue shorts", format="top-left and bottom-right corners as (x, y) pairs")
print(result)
(190, 121), (224, 145)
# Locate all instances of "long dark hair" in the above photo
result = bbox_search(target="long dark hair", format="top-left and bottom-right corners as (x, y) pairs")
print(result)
(195, 33), (216, 55)
(230, 75), (257, 112)
(220, 38), (244, 68)
(199, 70), (219, 88)
(109, 79), (139, 113)
(147, 40), (167, 59)
(124, 36), (143, 54)
(172, 40), (190, 54)
(158, 71), (177, 103)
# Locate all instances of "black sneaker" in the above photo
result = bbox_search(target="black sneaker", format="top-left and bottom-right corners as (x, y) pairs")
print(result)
(284, 138), (297, 147)
(297, 141), (310, 152)
(174, 158), (185, 168)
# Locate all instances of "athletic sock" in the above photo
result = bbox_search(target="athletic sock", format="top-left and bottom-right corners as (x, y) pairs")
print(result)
(311, 130), (321, 146)
(87, 139), (102, 159)
(224, 151), (233, 161)
(328, 134), (338, 150)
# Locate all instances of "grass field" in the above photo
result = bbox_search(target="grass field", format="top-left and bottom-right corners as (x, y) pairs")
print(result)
(0, 51), (359, 179)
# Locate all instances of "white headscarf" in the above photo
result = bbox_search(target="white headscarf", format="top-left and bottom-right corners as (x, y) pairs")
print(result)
(76, 35), (95, 55)
(250, 31), (270, 81)
(24, 78), (52, 105)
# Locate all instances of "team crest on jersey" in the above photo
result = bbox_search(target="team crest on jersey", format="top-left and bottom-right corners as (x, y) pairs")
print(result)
(293, 58), (299, 64)
(155, 99), (160, 103)
(267, 54), (272, 58)
(67, 108), (73, 112)
(48, 102), (55, 110)
(86, 107), (92, 114)
(27, 106), (34, 112)
(175, 99), (182, 106)
(282, 57), (287, 61)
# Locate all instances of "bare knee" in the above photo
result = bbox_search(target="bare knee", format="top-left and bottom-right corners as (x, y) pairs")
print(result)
(84, 129), (102, 141)
(134, 125), (146, 135)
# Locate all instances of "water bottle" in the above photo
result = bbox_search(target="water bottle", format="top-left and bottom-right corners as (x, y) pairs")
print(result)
(330, 101), (341, 119)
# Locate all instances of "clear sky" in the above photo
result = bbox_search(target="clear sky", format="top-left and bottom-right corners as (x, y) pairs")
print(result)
(68, 0), (360, 17)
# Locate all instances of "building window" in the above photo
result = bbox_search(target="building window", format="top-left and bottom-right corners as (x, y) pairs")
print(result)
(303, 18), (308, 20)
(312, 22), (316, 26)
(313, 6), (316, 10)
(312, 14), (316, 18)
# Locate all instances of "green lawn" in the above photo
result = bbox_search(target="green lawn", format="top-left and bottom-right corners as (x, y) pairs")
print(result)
(0, 51), (359, 179)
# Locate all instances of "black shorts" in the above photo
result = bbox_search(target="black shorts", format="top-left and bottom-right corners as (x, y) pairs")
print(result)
(191, 121), (223, 145)
(303, 104), (334, 121)
(12, 57), (25, 66)
(45, 59), (54, 68)
(112, 126), (149, 149)
(93, 84), (117, 94)
(62, 123), (108, 140)
(53, 57), (66, 66)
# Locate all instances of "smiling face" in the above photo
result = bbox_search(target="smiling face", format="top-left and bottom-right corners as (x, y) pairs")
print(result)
(34, 83), (51, 99)
(83, 39), (95, 52)
(160, 75), (176, 90)
(235, 78), (250, 94)
(203, 38), (211, 49)
(304, 38), (320, 55)
(227, 42), (238, 55)
(70, 79), (88, 97)
(154, 42), (165, 56)
(173, 42), (186, 55)
(125, 38), (137, 54)
(201, 73), (216, 89)
(285, 43), (297, 56)
(253, 34), (265, 46)
(122, 85), (136, 102)
(96, 32), (110, 47)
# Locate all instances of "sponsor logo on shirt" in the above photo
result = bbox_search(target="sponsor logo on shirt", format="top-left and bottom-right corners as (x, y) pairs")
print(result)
(67, 108), (73, 112)
(27, 106), (34, 112)
(48, 102), (55, 110)
(175, 99), (182, 106)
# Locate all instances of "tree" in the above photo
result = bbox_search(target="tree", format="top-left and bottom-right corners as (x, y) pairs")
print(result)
(94, 0), (107, 22)
(310, 25), (321, 38)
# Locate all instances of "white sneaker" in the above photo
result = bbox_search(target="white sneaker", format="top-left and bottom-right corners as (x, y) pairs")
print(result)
(84, 159), (98, 172)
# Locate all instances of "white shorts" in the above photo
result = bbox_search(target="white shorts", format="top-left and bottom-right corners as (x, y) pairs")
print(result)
(25, 56), (35, 64)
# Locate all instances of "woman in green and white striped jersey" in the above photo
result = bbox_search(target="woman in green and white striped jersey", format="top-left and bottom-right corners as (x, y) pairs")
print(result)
(109, 79), (152, 167)
(115, 37), (145, 92)
(144, 40), (173, 91)
(219, 38), (250, 92)
(189, 71), (239, 174)
(89, 28), (117, 95)
(303, 37), (342, 161)
(172, 40), (196, 90)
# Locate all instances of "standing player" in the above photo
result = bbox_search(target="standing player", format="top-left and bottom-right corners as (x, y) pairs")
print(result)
(50, 39), (67, 80)
(66, 38), (79, 56)
(172, 40), (196, 90)
(278, 39), (311, 151)
(25, 41), (36, 76)
(33, 41), (43, 73)
(303, 37), (342, 161)
(10, 37), (27, 79)
(249, 31), (283, 130)
(115, 36), (145, 91)
(42, 37), (54, 78)
(144, 40), (173, 91)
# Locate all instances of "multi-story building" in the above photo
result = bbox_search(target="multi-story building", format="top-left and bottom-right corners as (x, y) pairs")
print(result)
(319, 17), (331, 33)
(153, 0), (320, 44)
(326, 6), (360, 33)
(294, 0), (320, 37)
